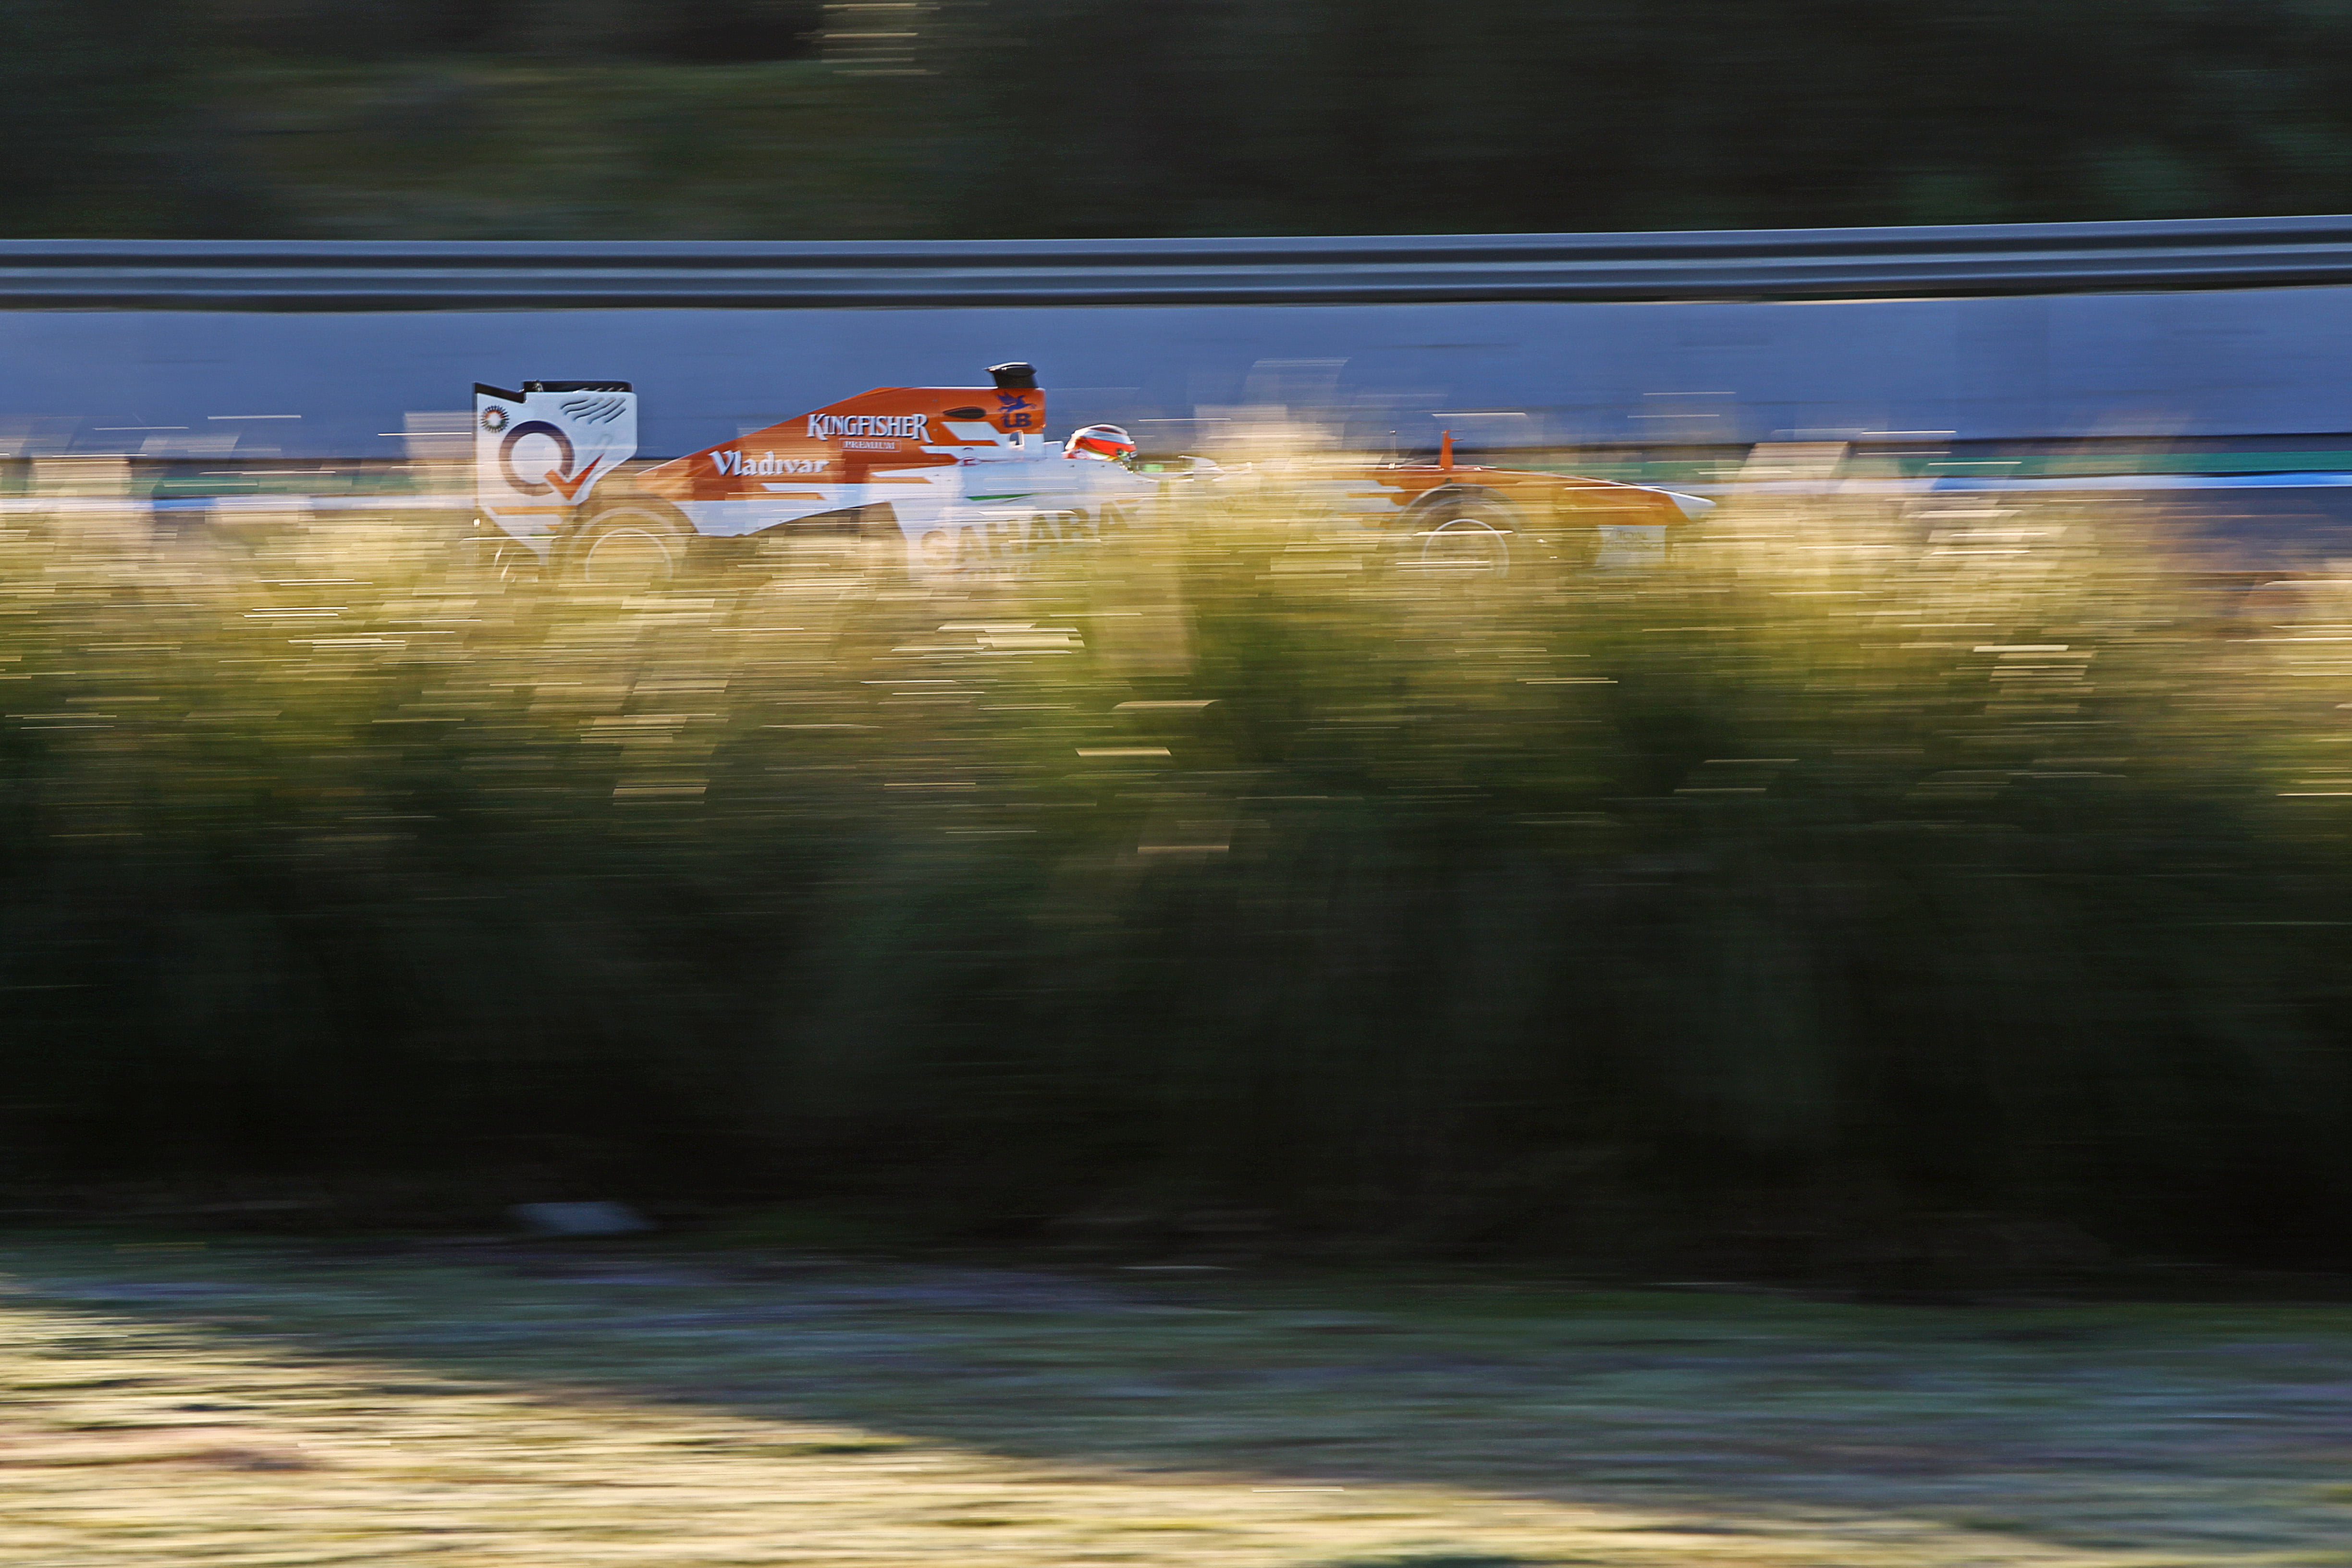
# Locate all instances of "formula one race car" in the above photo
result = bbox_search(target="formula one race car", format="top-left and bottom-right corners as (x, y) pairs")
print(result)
(472, 362), (1711, 583)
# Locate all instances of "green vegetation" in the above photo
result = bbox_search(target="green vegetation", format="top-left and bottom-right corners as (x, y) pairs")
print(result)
(6, 479), (2352, 1274)
(10, 0), (2352, 238)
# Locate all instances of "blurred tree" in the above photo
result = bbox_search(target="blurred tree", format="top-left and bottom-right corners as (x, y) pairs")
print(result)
(197, 0), (824, 61)
(0, 0), (266, 235)
(197, 0), (498, 57)
(638, 0), (826, 63)
(17, 0), (2352, 240)
(926, 0), (2352, 235)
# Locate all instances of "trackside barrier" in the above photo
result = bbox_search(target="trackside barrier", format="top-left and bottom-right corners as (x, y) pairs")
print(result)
(3, 216), (2352, 310)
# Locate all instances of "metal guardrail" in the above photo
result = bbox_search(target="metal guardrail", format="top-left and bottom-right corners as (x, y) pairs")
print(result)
(3, 217), (2352, 309)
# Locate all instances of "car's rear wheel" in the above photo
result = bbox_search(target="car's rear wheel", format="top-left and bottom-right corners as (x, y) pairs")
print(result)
(557, 501), (694, 588)
(1406, 495), (1520, 579)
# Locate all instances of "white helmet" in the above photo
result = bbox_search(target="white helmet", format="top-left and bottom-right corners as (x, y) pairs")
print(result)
(1064, 424), (1137, 463)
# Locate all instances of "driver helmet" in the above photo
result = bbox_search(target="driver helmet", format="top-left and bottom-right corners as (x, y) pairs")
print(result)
(1064, 423), (1137, 463)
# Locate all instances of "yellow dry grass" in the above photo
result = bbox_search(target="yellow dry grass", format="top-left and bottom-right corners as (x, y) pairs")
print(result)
(7, 1238), (2352, 1566)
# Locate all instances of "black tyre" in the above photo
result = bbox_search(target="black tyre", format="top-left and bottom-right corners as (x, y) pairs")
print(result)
(457, 519), (549, 588)
(556, 500), (695, 588)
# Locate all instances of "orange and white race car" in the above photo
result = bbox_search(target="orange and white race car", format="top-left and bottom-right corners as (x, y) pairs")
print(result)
(472, 363), (1711, 582)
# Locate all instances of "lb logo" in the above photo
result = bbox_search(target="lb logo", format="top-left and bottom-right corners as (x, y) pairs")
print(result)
(479, 404), (510, 433)
(994, 391), (1036, 430)
(499, 419), (604, 501)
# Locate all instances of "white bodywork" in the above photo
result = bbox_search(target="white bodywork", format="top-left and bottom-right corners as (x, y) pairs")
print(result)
(671, 428), (1156, 573)
(473, 382), (637, 549)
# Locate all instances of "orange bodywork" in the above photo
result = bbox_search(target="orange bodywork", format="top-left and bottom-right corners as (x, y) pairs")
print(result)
(1351, 460), (1692, 527)
(632, 383), (1048, 505)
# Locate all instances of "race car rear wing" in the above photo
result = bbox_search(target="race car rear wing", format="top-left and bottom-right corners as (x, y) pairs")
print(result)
(473, 381), (637, 541)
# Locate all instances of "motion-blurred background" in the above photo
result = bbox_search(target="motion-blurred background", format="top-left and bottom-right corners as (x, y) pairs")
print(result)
(12, 0), (2352, 241)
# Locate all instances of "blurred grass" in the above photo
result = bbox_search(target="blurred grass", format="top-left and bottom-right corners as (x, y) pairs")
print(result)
(6, 475), (2352, 1274)
(12, 1234), (2352, 1565)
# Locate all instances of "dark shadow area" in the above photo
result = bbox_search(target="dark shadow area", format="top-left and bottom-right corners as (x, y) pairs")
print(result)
(14, 0), (2352, 239)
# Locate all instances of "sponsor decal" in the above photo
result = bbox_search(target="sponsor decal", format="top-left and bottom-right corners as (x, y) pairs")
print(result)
(993, 391), (1037, 430)
(474, 383), (630, 523)
(712, 452), (827, 477)
(807, 413), (929, 440)
(499, 420), (604, 501)
(919, 508), (1099, 571)
(559, 393), (629, 427)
